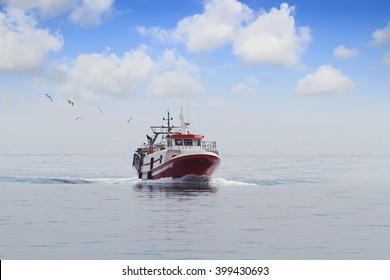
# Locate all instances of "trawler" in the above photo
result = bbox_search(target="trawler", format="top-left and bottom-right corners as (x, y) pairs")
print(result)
(132, 110), (220, 180)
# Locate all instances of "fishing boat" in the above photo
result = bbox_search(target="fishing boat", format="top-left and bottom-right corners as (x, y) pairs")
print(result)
(132, 110), (220, 180)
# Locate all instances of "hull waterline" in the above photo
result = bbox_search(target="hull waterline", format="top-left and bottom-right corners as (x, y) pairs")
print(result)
(145, 153), (221, 180)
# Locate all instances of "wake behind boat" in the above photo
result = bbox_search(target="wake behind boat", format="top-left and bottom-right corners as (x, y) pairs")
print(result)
(132, 110), (221, 181)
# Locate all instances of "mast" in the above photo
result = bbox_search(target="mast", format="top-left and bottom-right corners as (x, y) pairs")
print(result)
(163, 110), (173, 133)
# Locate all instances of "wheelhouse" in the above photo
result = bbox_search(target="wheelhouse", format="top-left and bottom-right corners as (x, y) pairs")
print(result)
(167, 134), (203, 147)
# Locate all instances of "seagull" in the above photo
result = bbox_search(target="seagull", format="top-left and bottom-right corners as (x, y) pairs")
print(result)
(127, 117), (132, 123)
(75, 117), (85, 121)
(45, 94), (53, 102)
(97, 106), (102, 114)
(67, 100), (74, 106)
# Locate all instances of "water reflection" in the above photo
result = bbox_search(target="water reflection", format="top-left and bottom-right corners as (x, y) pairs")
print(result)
(133, 181), (217, 197)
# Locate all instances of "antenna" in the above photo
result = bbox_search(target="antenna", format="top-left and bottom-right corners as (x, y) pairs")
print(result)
(187, 94), (190, 124)
(180, 102), (184, 130)
(179, 89), (190, 134)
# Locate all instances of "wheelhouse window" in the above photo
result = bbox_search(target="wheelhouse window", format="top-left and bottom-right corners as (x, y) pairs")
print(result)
(184, 139), (193, 146)
(173, 138), (198, 147)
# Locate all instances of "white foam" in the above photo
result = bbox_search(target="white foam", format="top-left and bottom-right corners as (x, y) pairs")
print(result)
(141, 176), (257, 186)
(209, 177), (257, 186)
(145, 177), (176, 184)
(88, 177), (141, 184)
(86, 176), (256, 186)
(144, 176), (209, 185)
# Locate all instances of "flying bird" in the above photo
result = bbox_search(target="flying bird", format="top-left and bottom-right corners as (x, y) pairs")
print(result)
(97, 106), (102, 114)
(127, 117), (132, 123)
(45, 94), (53, 102)
(74, 117), (85, 121)
(67, 100), (74, 106)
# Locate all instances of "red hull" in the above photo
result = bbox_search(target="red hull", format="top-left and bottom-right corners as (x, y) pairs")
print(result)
(144, 153), (220, 180)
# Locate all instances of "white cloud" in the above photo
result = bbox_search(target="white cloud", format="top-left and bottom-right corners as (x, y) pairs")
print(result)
(371, 22), (390, 66)
(233, 3), (311, 66)
(138, 1), (310, 66)
(138, 0), (253, 52)
(69, 0), (114, 26)
(174, 0), (253, 52)
(51, 48), (154, 102)
(0, 9), (63, 72)
(136, 25), (170, 43)
(2, 0), (77, 16)
(157, 49), (199, 73)
(147, 71), (203, 97)
(229, 83), (256, 96)
(370, 22), (390, 67)
(371, 22), (390, 46)
(333, 45), (359, 59)
(146, 49), (203, 96)
(3, 0), (114, 25)
(383, 51), (390, 66)
(294, 65), (355, 96)
(50, 47), (202, 102)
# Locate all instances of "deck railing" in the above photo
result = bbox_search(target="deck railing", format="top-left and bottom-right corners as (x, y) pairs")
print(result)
(201, 141), (217, 151)
(150, 140), (217, 153)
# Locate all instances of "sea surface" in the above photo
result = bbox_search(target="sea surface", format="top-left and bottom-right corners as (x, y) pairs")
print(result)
(1, 150), (390, 259)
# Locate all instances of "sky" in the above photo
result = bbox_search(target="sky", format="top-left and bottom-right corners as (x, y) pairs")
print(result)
(1, 0), (390, 155)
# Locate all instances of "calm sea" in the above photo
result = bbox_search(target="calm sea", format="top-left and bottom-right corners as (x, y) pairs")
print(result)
(1, 150), (389, 259)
